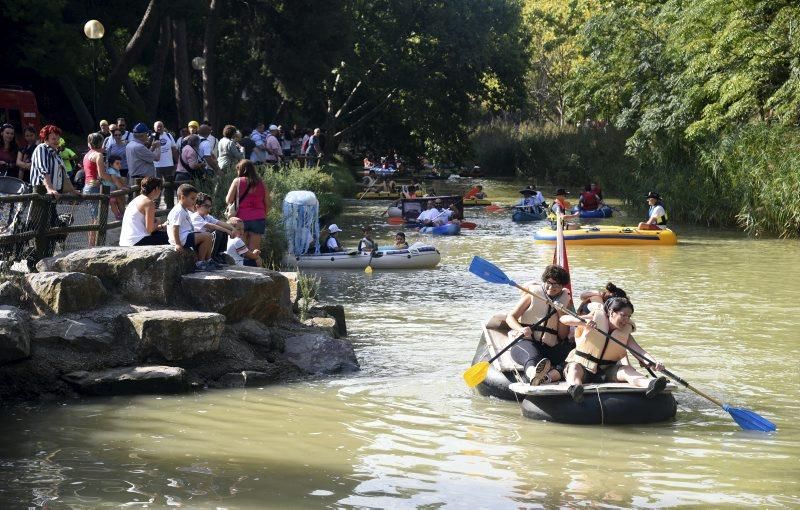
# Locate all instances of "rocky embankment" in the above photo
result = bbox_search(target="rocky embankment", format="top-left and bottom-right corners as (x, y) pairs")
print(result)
(0, 247), (358, 402)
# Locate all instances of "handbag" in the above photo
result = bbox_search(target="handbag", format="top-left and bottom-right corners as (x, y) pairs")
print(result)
(225, 178), (251, 218)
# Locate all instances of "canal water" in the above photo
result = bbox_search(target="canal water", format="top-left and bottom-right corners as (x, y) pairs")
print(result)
(1, 180), (798, 508)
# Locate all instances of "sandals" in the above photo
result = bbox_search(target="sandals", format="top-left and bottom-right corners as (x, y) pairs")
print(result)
(646, 376), (668, 399)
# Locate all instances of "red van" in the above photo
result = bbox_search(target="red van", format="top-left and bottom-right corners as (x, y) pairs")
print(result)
(0, 87), (42, 142)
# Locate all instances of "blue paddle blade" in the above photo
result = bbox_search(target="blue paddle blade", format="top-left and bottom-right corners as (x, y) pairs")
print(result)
(468, 256), (517, 287)
(723, 404), (777, 432)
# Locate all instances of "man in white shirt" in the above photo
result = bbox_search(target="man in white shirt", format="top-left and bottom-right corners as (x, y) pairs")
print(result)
(153, 120), (179, 206)
(250, 123), (267, 163)
(429, 199), (452, 226)
(324, 224), (344, 252)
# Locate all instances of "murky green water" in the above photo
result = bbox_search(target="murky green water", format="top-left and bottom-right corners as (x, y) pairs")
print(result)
(1, 180), (798, 508)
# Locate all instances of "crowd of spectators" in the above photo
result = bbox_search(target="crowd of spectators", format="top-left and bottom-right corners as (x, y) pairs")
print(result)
(0, 117), (323, 270)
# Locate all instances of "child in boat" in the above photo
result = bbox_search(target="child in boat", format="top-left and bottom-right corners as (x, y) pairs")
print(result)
(394, 231), (409, 249)
(638, 191), (668, 230)
(358, 226), (377, 252)
(560, 297), (667, 403)
(322, 224), (344, 252)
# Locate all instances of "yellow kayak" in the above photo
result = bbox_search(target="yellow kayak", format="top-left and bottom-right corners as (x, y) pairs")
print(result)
(534, 225), (678, 246)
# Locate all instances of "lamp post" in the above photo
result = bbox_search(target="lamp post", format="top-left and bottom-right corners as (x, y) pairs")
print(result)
(83, 19), (105, 123)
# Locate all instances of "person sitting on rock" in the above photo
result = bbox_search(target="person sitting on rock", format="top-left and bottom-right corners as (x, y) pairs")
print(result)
(168, 183), (214, 271)
(191, 192), (236, 266)
(119, 176), (168, 247)
(226, 216), (261, 266)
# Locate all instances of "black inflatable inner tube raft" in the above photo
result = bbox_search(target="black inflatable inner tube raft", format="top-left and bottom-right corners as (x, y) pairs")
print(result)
(513, 383), (677, 425)
(472, 336), (677, 424)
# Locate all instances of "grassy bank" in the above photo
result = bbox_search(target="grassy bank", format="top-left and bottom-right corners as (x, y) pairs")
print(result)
(471, 121), (800, 238)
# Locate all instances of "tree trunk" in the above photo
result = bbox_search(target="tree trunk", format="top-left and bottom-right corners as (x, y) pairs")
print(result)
(147, 17), (172, 120)
(101, 37), (148, 118)
(58, 75), (94, 134)
(202, 0), (220, 129)
(172, 18), (197, 128)
(99, 0), (161, 115)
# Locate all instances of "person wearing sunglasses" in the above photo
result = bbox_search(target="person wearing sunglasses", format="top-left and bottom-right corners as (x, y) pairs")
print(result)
(506, 265), (574, 387)
(0, 123), (18, 178)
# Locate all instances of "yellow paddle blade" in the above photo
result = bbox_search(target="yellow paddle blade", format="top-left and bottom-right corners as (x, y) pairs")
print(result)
(462, 361), (490, 387)
(364, 265), (373, 274)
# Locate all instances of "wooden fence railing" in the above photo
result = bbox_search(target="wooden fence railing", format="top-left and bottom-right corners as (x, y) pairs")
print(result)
(0, 182), (173, 268)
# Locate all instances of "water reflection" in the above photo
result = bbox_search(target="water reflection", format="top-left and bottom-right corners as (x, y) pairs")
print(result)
(1, 181), (799, 508)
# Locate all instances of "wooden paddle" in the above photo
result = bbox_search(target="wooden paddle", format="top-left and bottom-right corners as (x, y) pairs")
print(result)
(467, 256), (777, 432)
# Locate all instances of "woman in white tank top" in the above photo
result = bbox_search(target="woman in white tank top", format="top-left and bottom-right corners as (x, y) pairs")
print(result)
(119, 177), (168, 246)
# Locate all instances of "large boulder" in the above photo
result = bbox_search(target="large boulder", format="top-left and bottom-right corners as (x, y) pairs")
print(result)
(126, 310), (225, 361)
(230, 319), (282, 351)
(62, 365), (189, 395)
(24, 272), (107, 314)
(0, 280), (22, 307)
(0, 306), (30, 364)
(181, 266), (293, 324)
(281, 271), (298, 305)
(30, 315), (117, 351)
(282, 332), (359, 374)
(37, 247), (194, 305)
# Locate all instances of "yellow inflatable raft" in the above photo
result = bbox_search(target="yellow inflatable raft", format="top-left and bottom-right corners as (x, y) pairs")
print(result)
(534, 225), (678, 246)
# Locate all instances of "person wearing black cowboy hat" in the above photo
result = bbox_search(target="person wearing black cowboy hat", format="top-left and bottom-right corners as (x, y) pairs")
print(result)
(551, 188), (580, 229)
(517, 185), (545, 211)
(638, 191), (668, 230)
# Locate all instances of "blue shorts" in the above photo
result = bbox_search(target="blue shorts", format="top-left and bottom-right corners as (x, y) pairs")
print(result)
(183, 232), (196, 249)
(82, 183), (101, 218)
(243, 218), (266, 234)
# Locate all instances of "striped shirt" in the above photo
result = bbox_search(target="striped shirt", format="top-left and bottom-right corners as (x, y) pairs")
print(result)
(30, 143), (67, 192)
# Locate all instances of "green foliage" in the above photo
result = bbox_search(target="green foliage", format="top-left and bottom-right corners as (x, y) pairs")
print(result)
(297, 272), (321, 321)
(471, 121), (633, 184)
(707, 125), (800, 238)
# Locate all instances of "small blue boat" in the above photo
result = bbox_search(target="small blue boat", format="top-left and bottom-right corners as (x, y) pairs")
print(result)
(512, 207), (547, 223)
(571, 205), (613, 219)
(419, 223), (461, 235)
